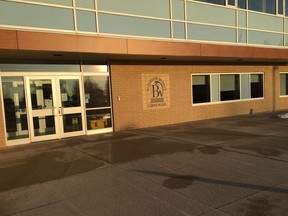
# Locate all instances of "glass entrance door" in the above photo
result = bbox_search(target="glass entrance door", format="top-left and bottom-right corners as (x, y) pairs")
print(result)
(58, 76), (85, 138)
(26, 76), (84, 142)
(26, 77), (58, 142)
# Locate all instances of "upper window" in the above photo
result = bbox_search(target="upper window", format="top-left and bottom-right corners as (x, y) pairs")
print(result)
(238, 0), (247, 8)
(198, 0), (283, 15)
(198, 0), (225, 6)
(280, 73), (288, 96)
(248, 0), (276, 14)
(228, 0), (236, 6)
(278, 0), (284, 15)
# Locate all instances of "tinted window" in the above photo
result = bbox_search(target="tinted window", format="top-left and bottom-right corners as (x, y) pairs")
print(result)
(220, 74), (240, 101)
(192, 75), (211, 103)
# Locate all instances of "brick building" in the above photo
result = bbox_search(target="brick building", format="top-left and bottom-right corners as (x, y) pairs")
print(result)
(0, 0), (288, 147)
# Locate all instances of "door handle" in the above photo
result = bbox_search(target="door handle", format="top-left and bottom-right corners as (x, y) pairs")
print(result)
(58, 107), (64, 116)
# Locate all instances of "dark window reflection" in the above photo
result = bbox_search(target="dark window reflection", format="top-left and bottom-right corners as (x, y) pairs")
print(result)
(33, 116), (56, 136)
(278, 0), (283, 14)
(198, 0), (225, 5)
(220, 74), (240, 101)
(60, 79), (80, 107)
(1, 77), (29, 140)
(63, 113), (83, 133)
(248, 0), (276, 14)
(238, 0), (246, 8)
(192, 75), (211, 104)
(228, 0), (235, 5)
(84, 76), (110, 108)
(30, 80), (53, 110)
(251, 74), (264, 98)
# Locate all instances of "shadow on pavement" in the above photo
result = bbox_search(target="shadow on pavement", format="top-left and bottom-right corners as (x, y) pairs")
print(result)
(132, 169), (288, 194)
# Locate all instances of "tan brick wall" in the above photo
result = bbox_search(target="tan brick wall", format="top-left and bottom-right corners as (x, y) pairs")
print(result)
(110, 62), (288, 131)
(0, 91), (6, 147)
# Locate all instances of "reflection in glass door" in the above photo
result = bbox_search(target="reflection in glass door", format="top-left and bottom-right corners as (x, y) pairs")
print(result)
(26, 77), (58, 142)
(84, 75), (113, 134)
(26, 76), (85, 142)
(58, 77), (85, 138)
(1, 77), (29, 142)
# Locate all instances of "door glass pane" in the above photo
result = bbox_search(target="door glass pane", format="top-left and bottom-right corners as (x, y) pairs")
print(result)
(1, 77), (29, 140)
(86, 109), (112, 130)
(33, 116), (56, 136)
(60, 79), (81, 107)
(30, 80), (53, 110)
(84, 76), (110, 108)
(63, 113), (83, 132)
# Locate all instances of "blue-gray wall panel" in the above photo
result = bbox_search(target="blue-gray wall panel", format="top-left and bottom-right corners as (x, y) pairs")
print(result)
(98, 0), (170, 19)
(76, 10), (97, 32)
(0, 1), (74, 30)
(99, 13), (171, 38)
(188, 24), (236, 43)
(249, 30), (283, 46)
(187, 2), (236, 26)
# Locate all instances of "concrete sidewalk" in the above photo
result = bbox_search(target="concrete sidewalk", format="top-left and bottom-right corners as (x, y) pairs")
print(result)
(1, 112), (288, 216)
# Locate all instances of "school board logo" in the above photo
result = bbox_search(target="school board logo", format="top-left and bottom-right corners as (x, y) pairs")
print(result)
(142, 74), (170, 109)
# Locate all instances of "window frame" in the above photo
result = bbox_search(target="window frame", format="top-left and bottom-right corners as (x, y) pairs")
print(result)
(191, 72), (265, 106)
(250, 73), (264, 98)
(192, 74), (211, 104)
(279, 72), (288, 97)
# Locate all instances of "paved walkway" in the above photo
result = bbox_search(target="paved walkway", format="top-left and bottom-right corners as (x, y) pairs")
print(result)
(1, 112), (288, 216)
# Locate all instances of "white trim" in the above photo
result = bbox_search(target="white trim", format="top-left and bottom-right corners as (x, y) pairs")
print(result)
(95, 0), (99, 33)
(72, 0), (78, 32)
(0, 77), (8, 146)
(0, 25), (76, 34)
(86, 127), (113, 135)
(169, 0), (174, 39)
(246, 0), (249, 44)
(192, 97), (265, 107)
(184, 0), (188, 40)
(236, 2), (239, 43)
(86, 107), (112, 111)
(4, 0), (74, 9)
(279, 72), (288, 97)
(187, 0), (235, 10)
(6, 138), (30, 147)
(98, 10), (171, 22)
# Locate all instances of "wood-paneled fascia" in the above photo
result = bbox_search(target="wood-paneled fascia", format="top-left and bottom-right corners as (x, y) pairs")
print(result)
(1, 29), (288, 62)
(0, 30), (18, 50)
(17, 31), (127, 54)
(127, 39), (201, 56)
